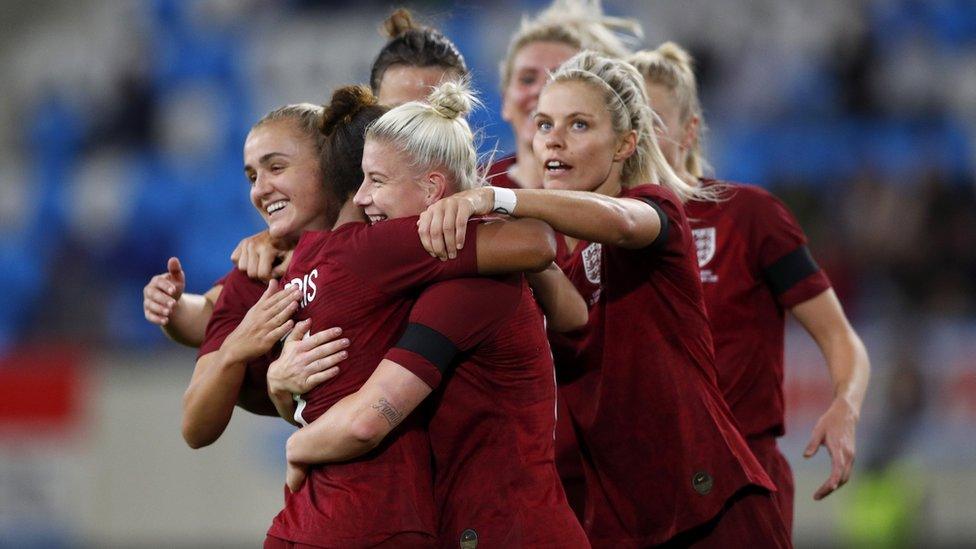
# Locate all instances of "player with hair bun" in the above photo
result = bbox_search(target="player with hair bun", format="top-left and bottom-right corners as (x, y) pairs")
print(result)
(631, 41), (871, 534)
(490, 0), (642, 190)
(276, 80), (589, 548)
(179, 103), (353, 450)
(419, 51), (792, 547)
(142, 8), (471, 349)
(370, 8), (469, 107)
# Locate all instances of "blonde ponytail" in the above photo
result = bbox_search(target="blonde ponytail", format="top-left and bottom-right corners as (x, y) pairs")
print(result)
(628, 42), (710, 178)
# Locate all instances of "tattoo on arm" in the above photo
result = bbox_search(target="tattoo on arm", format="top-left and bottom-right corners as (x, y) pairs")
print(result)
(371, 398), (403, 427)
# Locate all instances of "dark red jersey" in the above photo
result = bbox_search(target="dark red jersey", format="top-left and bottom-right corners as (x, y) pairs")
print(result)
(485, 154), (520, 189)
(387, 277), (588, 548)
(267, 216), (483, 548)
(551, 184), (775, 547)
(685, 181), (831, 438)
(198, 268), (266, 358)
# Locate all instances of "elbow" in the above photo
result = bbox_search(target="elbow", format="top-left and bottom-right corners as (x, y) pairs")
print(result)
(181, 421), (216, 450)
(564, 306), (590, 332)
(348, 415), (386, 451)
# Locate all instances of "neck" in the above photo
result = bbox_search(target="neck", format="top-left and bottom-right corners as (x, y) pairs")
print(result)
(510, 139), (543, 189)
(332, 199), (366, 229)
(593, 171), (623, 198)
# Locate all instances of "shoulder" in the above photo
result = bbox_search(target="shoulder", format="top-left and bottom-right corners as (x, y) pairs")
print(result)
(219, 267), (266, 299)
(623, 183), (686, 223)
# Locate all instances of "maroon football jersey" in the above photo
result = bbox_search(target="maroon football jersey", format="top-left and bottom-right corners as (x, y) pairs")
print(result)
(267, 216), (482, 548)
(387, 277), (589, 548)
(685, 181), (831, 438)
(198, 268), (265, 358)
(552, 184), (775, 546)
(485, 154), (520, 189)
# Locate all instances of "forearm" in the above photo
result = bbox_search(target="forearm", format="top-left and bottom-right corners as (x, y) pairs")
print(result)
(181, 348), (247, 448)
(527, 263), (588, 332)
(268, 386), (300, 426)
(162, 293), (214, 347)
(286, 394), (380, 464)
(513, 189), (659, 248)
(821, 329), (870, 415)
(792, 290), (871, 416)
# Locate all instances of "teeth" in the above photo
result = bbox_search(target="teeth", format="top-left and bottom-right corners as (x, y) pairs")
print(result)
(547, 160), (567, 169)
(266, 200), (288, 214)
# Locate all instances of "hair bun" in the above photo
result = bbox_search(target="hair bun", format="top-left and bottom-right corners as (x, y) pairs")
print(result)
(321, 85), (378, 136)
(383, 8), (419, 38)
(427, 80), (474, 120)
(655, 41), (693, 68)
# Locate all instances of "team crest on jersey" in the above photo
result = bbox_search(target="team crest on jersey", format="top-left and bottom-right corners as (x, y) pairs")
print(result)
(582, 242), (602, 284)
(692, 227), (716, 267)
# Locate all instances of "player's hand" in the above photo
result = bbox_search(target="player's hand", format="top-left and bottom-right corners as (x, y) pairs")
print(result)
(804, 396), (858, 500)
(286, 459), (308, 493)
(221, 279), (301, 363)
(267, 319), (348, 396)
(418, 187), (492, 260)
(231, 230), (294, 281)
(143, 257), (186, 326)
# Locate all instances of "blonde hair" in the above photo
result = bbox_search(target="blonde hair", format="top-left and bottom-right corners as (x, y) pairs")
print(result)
(550, 51), (710, 202)
(366, 79), (482, 192)
(500, 0), (642, 90)
(629, 42), (710, 178)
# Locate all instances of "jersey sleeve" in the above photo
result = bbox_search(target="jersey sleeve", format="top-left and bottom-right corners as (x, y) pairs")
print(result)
(338, 216), (482, 296)
(751, 191), (832, 308)
(197, 268), (267, 358)
(384, 276), (523, 389)
(622, 184), (688, 258)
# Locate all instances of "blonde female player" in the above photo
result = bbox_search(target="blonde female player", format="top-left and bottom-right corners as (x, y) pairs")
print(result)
(418, 51), (793, 547)
(490, 0), (641, 190)
(630, 42), (870, 533)
(141, 8), (472, 345)
(260, 83), (584, 548)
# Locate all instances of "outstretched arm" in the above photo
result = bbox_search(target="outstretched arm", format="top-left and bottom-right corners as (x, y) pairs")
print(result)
(419, 187), (662, 260)
(791, 288), (870, 500)
(143, 257), (223, 347)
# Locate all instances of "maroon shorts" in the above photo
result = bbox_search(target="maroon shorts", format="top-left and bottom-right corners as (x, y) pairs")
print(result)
(265, 533), (433, 549)
(554, 391), (586, 521)
(659, 485), (792, 548)
(748, 435), (795, 535)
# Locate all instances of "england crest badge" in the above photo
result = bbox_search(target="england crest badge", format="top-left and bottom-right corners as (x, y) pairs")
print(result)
(692, 227), (716, 267)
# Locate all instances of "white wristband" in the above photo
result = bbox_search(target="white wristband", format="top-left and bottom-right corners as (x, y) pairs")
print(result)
(491, 186), (518, 216)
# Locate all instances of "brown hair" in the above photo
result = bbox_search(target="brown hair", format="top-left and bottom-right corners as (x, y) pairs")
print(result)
(319, 85), (389, 223)
(369, 9), (469, 95)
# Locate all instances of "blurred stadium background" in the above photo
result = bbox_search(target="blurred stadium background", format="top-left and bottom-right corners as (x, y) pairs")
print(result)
(0, 0), (973, 546)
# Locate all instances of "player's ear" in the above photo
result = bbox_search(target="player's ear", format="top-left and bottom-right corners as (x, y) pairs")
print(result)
(423, 171), (449, 205)
(613, 130), (638, 162)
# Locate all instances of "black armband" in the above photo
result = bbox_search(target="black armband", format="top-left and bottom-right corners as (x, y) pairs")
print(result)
(763, 245), (820, 295)
(394, 323), (459, 374)
(638, 198), (670, 249)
